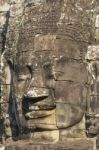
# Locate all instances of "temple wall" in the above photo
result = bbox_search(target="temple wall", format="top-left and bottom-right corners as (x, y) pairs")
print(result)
(0, 0), (99, 149)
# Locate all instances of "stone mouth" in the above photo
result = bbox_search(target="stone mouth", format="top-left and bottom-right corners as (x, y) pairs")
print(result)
(37, 104), (56, 110)
(23, 96), (56, 119)
(28, 103), (56, 111)
(23, 95), (48, 103)
(25, 109), (55, 119)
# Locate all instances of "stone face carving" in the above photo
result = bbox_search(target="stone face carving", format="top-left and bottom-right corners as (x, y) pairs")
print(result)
(0, 0), (99, 149)
(10, 34), (87, 143)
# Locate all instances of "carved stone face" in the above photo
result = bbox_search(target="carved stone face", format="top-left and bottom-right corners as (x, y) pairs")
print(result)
(22, 51), (57, 130)
(13, 49), (59, 142)
(13, 34), (87, 142)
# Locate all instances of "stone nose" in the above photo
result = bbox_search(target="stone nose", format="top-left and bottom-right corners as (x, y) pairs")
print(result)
(24, 87), (49, 101)
(24, 69), (49, 100)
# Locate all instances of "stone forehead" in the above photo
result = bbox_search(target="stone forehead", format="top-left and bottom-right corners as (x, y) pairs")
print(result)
(14, 34), (82, 65)
(85, 45), (99, 60)
(34, 34), (80, 49)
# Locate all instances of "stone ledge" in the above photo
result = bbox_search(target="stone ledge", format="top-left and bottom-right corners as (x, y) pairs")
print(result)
(4, 138), (95, 150)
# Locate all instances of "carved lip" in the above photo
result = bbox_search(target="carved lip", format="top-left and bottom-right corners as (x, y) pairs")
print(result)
(38, 104), (56, 110)
(25, 109), (55, 119)
(29, 104), (56, 111)
(23, 95), (48, 103)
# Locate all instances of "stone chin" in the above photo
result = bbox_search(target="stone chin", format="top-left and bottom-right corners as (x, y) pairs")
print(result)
(30, 130), (59, 144)
(56, 102), (84, 129)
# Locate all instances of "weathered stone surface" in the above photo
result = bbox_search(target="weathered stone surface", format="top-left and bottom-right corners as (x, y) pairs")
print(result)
(56, 102), (84, 128)
(25, 87), (49, 99)
(0, 0), (98, 149)
(60, 117), (86, 139)
(5, 139), (95, 150)
(30, 130), (59, 143)
(0, 13), (7, 28)
(85, 46), (99, 60)
(96, 136), (99, 150)
(95, 15), (99, 28)
(53, 37), (87, 60)
(0, 2), (10, 12)
(27, 112), (57, 130)
(34, 35), (56, 51)
(95, 28), (99, 43)
(85, 42), (99, 139)
(54, 59), (87, 83)
(55, 81), (87, 107)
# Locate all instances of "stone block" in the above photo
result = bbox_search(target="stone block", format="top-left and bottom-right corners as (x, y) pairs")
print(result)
(53, 59), (87, 83)
(95, 28), (99, 43)
(96, 15), (99, 28)
(0, 12), (6, 28)
(56, 102), (84, 129)
(15, 51), (33, 65)
(60, 119), (86, 139)
(10, 3), (24, 17)
(97, 136), (99, 148)
(85, 46), (99, 60)
(0, 3), (10, 12)
(34, 35), (56, 51)
(34, 34), (87, 59)
(17, 32), (35, 51)
(54, 37), (86, 59)
(5, 139), (95, 150)
(55, 81), (87, 108)
(27, 111), (57, 130)
(30, 130), (59, 143)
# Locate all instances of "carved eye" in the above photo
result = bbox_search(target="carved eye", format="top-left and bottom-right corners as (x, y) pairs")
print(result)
(14, 64), (32, 81)
(43, 62), (54, 79)
(57, 56), (67, 64)
(17, 75), (28, 81)
(43, 62), (52, 69)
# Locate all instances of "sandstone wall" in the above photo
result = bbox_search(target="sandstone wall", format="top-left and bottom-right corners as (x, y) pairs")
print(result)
(0, 0), (99, 150)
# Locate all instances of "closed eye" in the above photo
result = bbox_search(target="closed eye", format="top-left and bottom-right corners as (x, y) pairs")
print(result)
(17, 75), (30, 81)
(43, 62), (54, 79)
